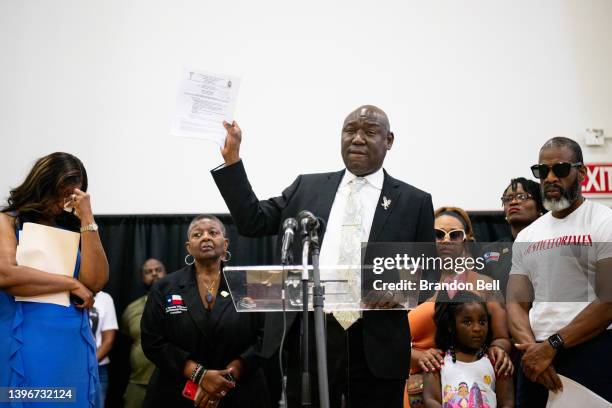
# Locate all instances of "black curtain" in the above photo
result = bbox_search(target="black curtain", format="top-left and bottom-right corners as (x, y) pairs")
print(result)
(97, 211), (509, 407)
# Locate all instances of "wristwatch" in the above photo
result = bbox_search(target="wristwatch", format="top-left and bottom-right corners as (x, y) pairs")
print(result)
(547, 333), (565, 350)
(80, 222), (99, 233)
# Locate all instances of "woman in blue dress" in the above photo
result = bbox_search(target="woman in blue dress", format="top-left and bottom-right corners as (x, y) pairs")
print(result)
(0, 152), (109, 407)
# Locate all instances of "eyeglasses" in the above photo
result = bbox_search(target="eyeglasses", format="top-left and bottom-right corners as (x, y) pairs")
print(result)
(435, 228), (466, 242)
(501, 193), (533, 206)
(530, 162), (582, 179)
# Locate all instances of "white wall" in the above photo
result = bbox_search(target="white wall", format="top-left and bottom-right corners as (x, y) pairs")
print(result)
(1, 0), (611, 214)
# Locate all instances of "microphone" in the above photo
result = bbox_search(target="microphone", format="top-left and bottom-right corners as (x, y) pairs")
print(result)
(297, 210), (326, 246)
(280, 217), (298, 265)
(297, 210), (319, 236)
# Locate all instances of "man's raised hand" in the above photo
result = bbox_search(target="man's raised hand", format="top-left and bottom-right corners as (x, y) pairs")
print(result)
(221, 121), (242, 165)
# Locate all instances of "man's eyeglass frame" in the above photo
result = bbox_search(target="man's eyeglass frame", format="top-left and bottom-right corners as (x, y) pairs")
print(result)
(530, 162), (583, 179)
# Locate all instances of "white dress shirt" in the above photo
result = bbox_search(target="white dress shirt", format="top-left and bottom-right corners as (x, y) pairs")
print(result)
(319, 167), (384, 281)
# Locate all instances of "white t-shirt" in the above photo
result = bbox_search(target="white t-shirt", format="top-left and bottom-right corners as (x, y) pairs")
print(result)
(90, 291), (118, 366)
(510, 200), (612, 341)
(440, 353), (497, 408)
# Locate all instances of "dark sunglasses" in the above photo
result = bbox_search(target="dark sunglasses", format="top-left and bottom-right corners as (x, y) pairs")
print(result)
(435, 228), (466, 242)
(530, 162), (582, 179)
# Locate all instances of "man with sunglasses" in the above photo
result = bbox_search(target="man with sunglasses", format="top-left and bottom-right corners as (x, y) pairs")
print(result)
(507, 137), (612, 406)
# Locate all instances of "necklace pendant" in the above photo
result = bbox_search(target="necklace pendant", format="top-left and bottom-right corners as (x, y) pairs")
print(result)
(206, 291), (214, 303)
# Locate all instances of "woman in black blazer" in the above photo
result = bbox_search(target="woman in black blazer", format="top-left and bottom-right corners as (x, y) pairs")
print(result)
(141, 215), (269, 408)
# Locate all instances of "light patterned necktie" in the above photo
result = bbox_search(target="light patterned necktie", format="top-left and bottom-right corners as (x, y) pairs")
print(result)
(334, 177), (366, 330)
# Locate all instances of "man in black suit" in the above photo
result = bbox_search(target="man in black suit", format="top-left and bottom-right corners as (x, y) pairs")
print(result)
(211, 105), (435, 407)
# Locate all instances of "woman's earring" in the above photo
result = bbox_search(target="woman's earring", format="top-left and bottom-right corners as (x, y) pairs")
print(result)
(184, 254), (195, 265)
(221, 250), (232, 262)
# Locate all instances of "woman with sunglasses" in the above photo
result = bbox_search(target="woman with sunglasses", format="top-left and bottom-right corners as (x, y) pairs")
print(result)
(481, 178), (545, 297)
(404, 207), (513, 408)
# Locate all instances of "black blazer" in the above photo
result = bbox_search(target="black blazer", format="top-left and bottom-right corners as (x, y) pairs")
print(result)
(211, 160), (435, 379)
(141, 265), (269, 408)
(479, 236), (514, 298)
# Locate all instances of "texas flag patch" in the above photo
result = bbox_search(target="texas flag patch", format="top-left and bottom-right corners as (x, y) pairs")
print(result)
(167, 294), (184, 306)
(165, 294), (187, 314)
(483, 251), (500, 264)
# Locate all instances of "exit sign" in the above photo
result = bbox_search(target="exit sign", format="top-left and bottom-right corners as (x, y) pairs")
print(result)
(582, 163), (612, 196)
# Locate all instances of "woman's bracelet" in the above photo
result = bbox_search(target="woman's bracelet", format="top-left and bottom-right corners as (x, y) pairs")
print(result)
(189, 364), (199, 381)
(190, 364), (206, 384)
(197, 369), (208, 386)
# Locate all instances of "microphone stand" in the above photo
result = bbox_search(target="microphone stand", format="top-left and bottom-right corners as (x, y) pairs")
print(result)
(299, 218), (330, 408)
(300, 239), (311, 408)
(280, 223), (294, 408)
(310, 230), (330, 408)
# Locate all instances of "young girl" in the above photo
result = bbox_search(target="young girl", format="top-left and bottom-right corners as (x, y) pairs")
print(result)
(423, 291), (514, 408)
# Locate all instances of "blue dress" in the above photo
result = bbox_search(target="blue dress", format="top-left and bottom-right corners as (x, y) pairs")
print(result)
(0, 291), (15, 389)
(0, 225), (100, 408)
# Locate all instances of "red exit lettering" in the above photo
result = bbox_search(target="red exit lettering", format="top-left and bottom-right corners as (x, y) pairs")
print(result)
(582, 163), (612, 195)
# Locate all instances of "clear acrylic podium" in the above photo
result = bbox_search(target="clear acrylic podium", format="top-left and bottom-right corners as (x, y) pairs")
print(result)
(222, 264), (423, 312)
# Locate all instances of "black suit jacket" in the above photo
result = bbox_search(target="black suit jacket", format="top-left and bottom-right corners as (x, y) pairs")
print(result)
(211, 160), (435, 379)
(479, 236), (514, 298)
(141, 265), (268, 408)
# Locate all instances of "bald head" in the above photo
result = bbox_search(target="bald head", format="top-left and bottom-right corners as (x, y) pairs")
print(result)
(341, 105), (394, 176)
(343, 105), (390, 132)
